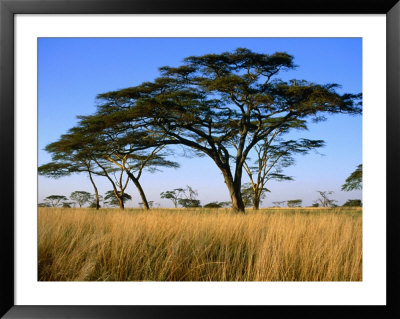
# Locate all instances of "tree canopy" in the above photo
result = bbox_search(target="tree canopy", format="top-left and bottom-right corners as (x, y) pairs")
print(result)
(91, 48), (361, 212)
(39, 48), (361, 212)
(341, 164), (362, 191)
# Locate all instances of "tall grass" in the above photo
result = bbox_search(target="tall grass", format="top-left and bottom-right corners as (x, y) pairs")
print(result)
(38, 207), (362, 281)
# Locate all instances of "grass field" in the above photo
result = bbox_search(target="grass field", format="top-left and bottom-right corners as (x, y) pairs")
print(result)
(38, 207), (362, 281)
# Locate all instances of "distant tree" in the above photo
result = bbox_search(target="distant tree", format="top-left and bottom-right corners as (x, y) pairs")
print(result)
(177, 186), (201, 208)
(242, 135), (324, 210)
(104, 190), (132, 208)
(342, 199), (362, 207)
(38, 202), (50, 207)
(161, 186), (202, 208)
(203, 202), (221, 208)
(341, 164), (362, 191)
(89, 195), (103, 208)
(240, 181), (271, 209)
(203, 201), (231, 208)
(70, 191), (92, 208)
(314, 191), (337, 207)
(179, 199), (201, 208)
(62, 202), (74, 208)
(287, 199), (302, 207)
(160, 188), (185, 208)
(241, 183), (270, 208)
(311, 203), (319, 207)
(272, 201), (286, 207)
(44, 195), (68, 207)
(139, 201), (154, 208)
(219, 201), (231, 208)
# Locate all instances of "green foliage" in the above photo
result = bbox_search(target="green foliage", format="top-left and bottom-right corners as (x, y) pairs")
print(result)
(138, 201), (155, 208)
(41, 48), (362, 213)
(93, 48), (361, 212)
(89, 195), (103, 208)
(44, 195), (68, 207)
(104, 191), (132, 207)
(341, 164), (362, 191)
(203, 201), (231, 208)
(160, 188), (185, 208)
(62, 202), (74, 208)
(241, 183), (270, 208)
(343, 199), (362, 207)
(272, 201), (286, 207)
(203, 202), (222, 208)
(287, 199), (302, 207)
(38, 202), (50, 207)
(312, 203), (319, 207)
(70, 191), (92, 208)
(161, 186), (200, 208)
(178, 199), (201, 208)
(314, 191), (337, 207)
(241, 185), (255, 207)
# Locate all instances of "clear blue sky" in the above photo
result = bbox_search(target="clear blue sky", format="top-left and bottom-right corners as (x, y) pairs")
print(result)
(38, 38), (362, 207)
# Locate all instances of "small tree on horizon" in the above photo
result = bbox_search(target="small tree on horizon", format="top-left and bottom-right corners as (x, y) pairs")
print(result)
(43, 195), (68, 207)
(104, 190), (132, 208)
(160, 188), (185, 208)
(177, 186), (201, 208)
(70, 191), (92, 208)
(287, 199), (302, 207)
(62, 202), (74, 208)
(343, 199), (362, 207)
(272, 201), (286, 207)
(314, 191), (337, 207)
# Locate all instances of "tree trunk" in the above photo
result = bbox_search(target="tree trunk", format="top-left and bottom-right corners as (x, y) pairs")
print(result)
(126, 171), (150, 210)
(221, 170), (245, 213)
(252, 197), (260, 210)
(252, 188), (261, 210)
(88, 171), (100, 210)
(113, 189), (125, 210)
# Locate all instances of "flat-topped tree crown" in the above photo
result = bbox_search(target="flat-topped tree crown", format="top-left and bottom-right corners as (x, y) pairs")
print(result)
(95, 48), (362, 212)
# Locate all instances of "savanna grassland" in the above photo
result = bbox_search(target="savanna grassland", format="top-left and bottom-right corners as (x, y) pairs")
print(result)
(38, 207), (362, 281)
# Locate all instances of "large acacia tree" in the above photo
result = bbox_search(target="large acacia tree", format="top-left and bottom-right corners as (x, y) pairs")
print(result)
(92, 48), (361, 212)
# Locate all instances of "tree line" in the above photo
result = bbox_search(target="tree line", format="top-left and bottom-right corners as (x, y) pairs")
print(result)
(39, 163), (362, 209)
(39, 48), (362, 213)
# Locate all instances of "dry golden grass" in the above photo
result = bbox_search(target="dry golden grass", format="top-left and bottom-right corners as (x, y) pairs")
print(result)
(38, 207), (362, 281)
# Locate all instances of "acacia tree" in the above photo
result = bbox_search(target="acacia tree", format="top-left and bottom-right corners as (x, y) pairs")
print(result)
(314, 191), (337, 207)
(104, 190), (132, 207)
(89, 194), (103, 208)
(272, 201), (286, 207)
(343, 199), (362, 207)
(341, 164), (362, 191)
(92, 48), (361, 212)
(95, 158), (131, 209)
(160, 188), (185, 208)
(70, 191), (92, 208)
(241, 183), (269, 208)
(287, 199), (302, 207)
(44, 195), (68, 207)
(242, 134), (324, 209)
(177, 186), (201, 208)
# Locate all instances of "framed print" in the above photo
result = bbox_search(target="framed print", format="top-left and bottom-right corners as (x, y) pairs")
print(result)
(1, 0), (399, 318)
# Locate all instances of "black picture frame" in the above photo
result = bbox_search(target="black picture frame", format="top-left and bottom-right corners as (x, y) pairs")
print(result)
(1, 0), (399, 318)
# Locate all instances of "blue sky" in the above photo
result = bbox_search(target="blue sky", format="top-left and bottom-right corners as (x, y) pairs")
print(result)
(38, 38), (362, 207)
